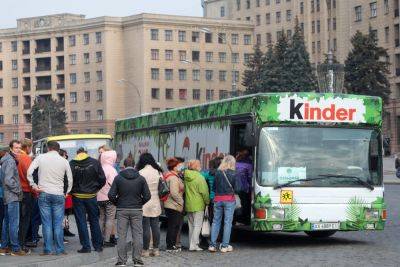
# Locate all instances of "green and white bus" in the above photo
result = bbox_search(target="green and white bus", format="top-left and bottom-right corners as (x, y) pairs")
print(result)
(115, 93), (386, 237)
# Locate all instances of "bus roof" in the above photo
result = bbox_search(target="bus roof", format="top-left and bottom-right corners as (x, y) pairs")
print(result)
(115, 93), (382, 133)
(36, 134), (112, 142)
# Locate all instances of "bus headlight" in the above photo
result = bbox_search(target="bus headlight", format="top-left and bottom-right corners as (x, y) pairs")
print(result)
(365, 209), (379, 220)
(269, 208), (285, 220)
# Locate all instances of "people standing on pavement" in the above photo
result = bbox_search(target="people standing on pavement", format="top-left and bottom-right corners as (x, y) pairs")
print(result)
(70, 147), (106, 253)
(27, 141), (73, 256)
(235, 149), (253, 225)
(17, 139), (33, 251)
(0, 140), (27, 256)
(108, 156), (151, 267)
(163, 158), (185, 252)
(202, 156), (223, 222)
(209, 155), (238, 253)
(137, 153), (162, 257)
(0, 147), (8, 241)
(174, 156), (185, 250)
(184, 160), (210, 251)
(97, 150), (118, 247)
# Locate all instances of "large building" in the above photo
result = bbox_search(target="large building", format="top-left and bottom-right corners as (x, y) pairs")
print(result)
(203, 0), (400, 153)
(0, 13), (253, 143)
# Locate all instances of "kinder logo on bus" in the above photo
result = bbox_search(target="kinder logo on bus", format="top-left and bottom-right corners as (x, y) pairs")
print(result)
(278, 95), (366, 123)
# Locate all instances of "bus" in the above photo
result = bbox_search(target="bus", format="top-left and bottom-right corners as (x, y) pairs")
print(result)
(114, 93), (386, 237)
(34, 134), (113, 160)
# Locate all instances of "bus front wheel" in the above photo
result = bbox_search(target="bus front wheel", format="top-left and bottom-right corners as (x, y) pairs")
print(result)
(304, 231), (336, 238)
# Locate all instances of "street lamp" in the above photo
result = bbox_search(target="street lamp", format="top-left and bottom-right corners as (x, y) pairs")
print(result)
(117, 79), (142, 115)
(316, 50), (345, 93)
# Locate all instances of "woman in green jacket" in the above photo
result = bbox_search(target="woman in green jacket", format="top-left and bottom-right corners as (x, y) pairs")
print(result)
(184, 160), (210, 251)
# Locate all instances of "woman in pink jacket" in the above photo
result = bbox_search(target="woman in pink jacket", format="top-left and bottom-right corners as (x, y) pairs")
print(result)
(97, 150), (118, 247)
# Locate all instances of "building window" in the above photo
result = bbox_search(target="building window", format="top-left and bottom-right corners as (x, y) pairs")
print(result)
(12, 60), (17, 70)
(317, 41), (321, 52)
(266, 0), (270, 5)
(179, 89), (187, 100)
(355, 6), (362, 21)
(300, 2), (304, 14)
(206, 70), (213, 81)
(220, 6), (225, 17)
(12, 78), (18, 88)
(237, 0), (241, 10)
(266, 13), (271, 24)
(286, 10), (292, 21)
(11, 41), (17, 52)
(178, 31), (186, 42)
(151, 49), (159, 60)
(165, 69), (173, 80)
(385, 27), (390, 43)
(218, 33), (227, 44)
(12, 96), (18, 107)
(206, 52), (213, 62)
(71, 111), (77, 122)
(231, 34), (239, 45)
(96, 71), (103, 82)
(96, 90), (103, 102)
(70, 92), (77, 103)
(256, 15), (261, 26)
(96, 51), (102, 62)
(70, 73), (77, 84)
(232, 71), (239, 83)
(84, 53), (90, 64)
(276, 0), (280, 3)
(370, 29), (378, 41)
(333, 38), (337, 51)
(151, 29), (159, 40)
(205, 33), (213, 43)
(0, 42), (2, 52)
(165, 30), (173, 41)
(206, 89), (214, 101)
(312, 42), (316, 54)
(266, 33), (272, 44)
(96, 32), (102, 44)
(219, 90), (228, 100)
(316, 0), (320, 11)
(256, 34), (261, 45)
(97, 110), (103, 121)
(219, 52), (227, 63)
(370, 2), (377, 18)
(246, 0), (250, 9)
(312, 21), (315, 33)
(179, 50), (187, 61)
(193, 89), (201, 100)
(84, 91), (90, 102)
(232, 53), (239, 63)
(179, 69), (187, 80)
(384, 0), (389, 14)
(166, 88), (173, 99)
(244, 34), (252, 45)
(192, 31), (200, 42)
(84, 72), (90, 83)
(277, 30), (283, 40)
(193, 69), (200, 81)
(276, 11), (281, 23)
(85, 111), (91, 121)
(317, 20), (320, 33)
(333, 18), (336, 30)
(219, 70), (227, 81)
(192, 51), (200, 62)
(70, 130), (78, 134)
(151, 68), (160, 80)
(311, 0), (315, 12)
(328, 18), (331, 31)
(0, 97), (2, 107)
(0, 61), (2, 71)
(0, 133), (3, 142)
(83, 33), (89, 45)
(69, 35), (76, 46)
(287, 29), (292, 37)
(165, 50), (173, 61)
(244, 53), (251, 64)
(0, 116), (3, 124)
(256, 0), (260, 6)
(69, 54), (76, 65)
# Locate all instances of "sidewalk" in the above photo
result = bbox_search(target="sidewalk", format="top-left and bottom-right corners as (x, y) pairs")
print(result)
(383, 156), (400, 184)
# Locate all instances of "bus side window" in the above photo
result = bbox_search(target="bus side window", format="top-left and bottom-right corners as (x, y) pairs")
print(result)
(42, 142), (48, 153)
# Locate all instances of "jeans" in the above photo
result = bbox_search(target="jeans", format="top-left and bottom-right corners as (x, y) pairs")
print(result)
(0, 198), (4, 241)
(19, 192), (33, 247)
(98, 201), (116, 242)
(165, 208), (183, 249)
(30, 198), (41, 243)
(210, 201), (235, 248)
(73, 197), (103, 250)
(117, 209), (143, 263)
(142, 216), (160, 250)
(1, 201), (21, 252)
(187, 211), (204, 250)
(38, 192), (65, 254)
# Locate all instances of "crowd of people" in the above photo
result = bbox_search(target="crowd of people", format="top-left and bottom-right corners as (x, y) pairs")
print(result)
(0, 139), (253, 267)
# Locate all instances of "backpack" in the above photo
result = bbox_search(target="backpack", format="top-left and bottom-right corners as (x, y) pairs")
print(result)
(159, 172), (175, 202)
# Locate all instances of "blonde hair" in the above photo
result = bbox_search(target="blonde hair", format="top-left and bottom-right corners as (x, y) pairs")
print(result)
(187, 159), (201, 171)
(218, 155), (236, 171)
(98, 145), (111, 152)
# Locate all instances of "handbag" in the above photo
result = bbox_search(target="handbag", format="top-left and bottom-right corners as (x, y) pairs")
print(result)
(158, 176), (170, 199)
(201, 206), (211, 237)
(222, 171), (242, 209)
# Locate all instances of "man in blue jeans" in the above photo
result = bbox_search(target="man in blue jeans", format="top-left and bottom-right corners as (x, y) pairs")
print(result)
(27, 141), (73, 255)
(0, 147), (8, 241)
(70, 147), (106, 253)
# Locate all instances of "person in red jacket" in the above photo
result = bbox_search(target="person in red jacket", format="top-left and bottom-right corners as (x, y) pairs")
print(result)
(17, 138), (33, 251)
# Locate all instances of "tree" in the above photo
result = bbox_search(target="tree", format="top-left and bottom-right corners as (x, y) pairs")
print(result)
(31, 98), (68, 140)
(242, 44), (266, 94)
(344, 30), (391, 103)
(284, 20), (317, 92)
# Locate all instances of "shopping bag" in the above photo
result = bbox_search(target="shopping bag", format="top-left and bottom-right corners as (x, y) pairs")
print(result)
(201, 207), (211, 237)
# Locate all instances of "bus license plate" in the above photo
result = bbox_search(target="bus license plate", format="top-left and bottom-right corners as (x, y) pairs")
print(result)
(311, 223), (339, 230)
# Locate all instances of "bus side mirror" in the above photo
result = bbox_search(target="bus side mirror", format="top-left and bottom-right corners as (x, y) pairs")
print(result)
(35, 147), (40, 155)
(244, 122), (256, 147)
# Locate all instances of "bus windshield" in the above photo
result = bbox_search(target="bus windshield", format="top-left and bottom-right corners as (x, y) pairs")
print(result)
(257, 127), (382, 187)
(58, 138), (111, 160)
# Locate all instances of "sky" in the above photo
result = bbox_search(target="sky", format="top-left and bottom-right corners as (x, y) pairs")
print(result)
(0, 0), (204, 28)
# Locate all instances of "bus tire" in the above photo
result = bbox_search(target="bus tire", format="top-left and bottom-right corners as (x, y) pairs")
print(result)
(304, 231), (336, 238)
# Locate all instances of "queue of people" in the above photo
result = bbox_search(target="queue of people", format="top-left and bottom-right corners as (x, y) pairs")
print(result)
(0, 139), (253, 267)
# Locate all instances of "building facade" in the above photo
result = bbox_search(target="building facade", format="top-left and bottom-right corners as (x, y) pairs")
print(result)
(0, 13), (253, 143)
(203, 0), (400, 153)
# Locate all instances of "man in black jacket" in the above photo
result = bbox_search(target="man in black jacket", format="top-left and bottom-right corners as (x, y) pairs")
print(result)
(108, 157), (150, 267)
(70, 147), (106, 253)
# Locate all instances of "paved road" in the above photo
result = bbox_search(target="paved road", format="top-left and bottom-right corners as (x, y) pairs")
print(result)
(1, 185), (399, 267)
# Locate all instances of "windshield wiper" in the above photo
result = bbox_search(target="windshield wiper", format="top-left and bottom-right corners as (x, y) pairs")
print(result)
(318, 174), (374, 191)
(273, 177), (331, 190)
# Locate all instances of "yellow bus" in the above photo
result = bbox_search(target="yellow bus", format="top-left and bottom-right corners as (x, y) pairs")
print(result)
(34, 134), (112, 159)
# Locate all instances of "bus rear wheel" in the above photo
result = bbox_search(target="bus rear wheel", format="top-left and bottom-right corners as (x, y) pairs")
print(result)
(305, 231), (336, 238)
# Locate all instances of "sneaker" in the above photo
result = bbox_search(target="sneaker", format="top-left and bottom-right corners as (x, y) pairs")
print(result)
(63, 238), (69, 244)
(64, 229), (76, 237)
(110, 235), (118, 245)
(77, 248), (91, 253)
(10, 250), (29, 256)
(166, 246), (181, 252)
(151, 248), (160, 256)
(208, 246), (217, 252)
(115, 262), (127, 266)
(25, 241), (38, 248)
(0, 248), (11, 255)
(220, 245), (233, 253)
(133, 259), (145, 266)
(189, 246), (203, 252)
(142, 250), (150, 257)
(95, 247), (103, 253)
(103, 241), (115, 248)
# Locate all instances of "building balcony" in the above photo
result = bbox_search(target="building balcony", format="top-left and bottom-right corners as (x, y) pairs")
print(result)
(22, 48), (30, 55)
(23, 85), (31, 91)
(396, 39), (400, 47)
(395, 9), (399, 17)
(36, 66), (51, 72)
(57, 83), (65, 89)
(56, 64), (64, 71)
(36, 84), (51, 90)
(23, 67), (30, 73)
(396, 68), (400, 76)
(56, 45), (64, 52)
(23, 103), (31, 110)
(35, 47), (51, 54)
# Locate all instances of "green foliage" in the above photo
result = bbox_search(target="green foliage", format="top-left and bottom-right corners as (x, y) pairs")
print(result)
(242, 44), (267, 94)
(345, 196), (368, 230)
(254, 192), (272, 209)
(344, 30), (391, 103)
(31, 98), (68, 140)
